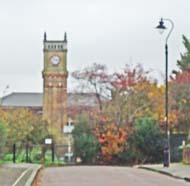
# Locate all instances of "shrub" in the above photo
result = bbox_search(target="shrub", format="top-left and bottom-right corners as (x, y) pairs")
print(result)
(73, 134), (99, 163)
(3, 153), (13, 162)
(116, 150), (136, 165)
(16, 150), (26, 163)
(94, 123), (127, 164)
(128, 117), (164, 164)
(72, 115), (100, 164)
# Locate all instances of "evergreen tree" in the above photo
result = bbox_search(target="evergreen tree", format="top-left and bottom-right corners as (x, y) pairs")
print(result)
(173, 35), (190, 74)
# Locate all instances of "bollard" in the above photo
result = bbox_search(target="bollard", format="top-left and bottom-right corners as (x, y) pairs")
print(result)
(163, 145), (169, 167)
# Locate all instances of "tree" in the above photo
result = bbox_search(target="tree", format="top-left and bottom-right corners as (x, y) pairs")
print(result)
(173, 35), (190, 74)
(26, 115), (49, 144)
(170, 71), (190, 132)
(170, 35), (190, 132)
(94, 123), (127, 164)
(72, 63), (110, 111)
(104, 64), (156, 126)
(128, 117), (163, 163)
(72, 115), (100, 164)
(1, 108), (49, 145)
(0, 121), (7, 159)
(72, 63), (163, 127)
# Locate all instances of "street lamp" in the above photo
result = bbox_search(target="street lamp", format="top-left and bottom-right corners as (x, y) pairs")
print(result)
(156, 18), (174, 167)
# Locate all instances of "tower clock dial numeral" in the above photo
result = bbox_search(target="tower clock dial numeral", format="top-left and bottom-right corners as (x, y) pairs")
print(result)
(51, 55), (60, 65)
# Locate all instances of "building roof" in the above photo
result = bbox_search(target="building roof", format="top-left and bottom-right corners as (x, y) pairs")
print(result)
(68, 93), (99, 107)
(0, 92), (99, 108)
(1, 93), (42, 107)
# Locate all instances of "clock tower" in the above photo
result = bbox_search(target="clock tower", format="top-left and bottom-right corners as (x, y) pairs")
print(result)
(42, 32), (68, 132)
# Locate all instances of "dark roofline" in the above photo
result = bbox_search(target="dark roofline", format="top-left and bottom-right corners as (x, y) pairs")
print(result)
(1, 92), (97, 98)
(44, 40), (65, 43)
(68, 92), (97, 96)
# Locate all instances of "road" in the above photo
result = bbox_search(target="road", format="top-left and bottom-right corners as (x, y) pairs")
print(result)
(40, 166), (189, 186)
(0, 166), (25, 186)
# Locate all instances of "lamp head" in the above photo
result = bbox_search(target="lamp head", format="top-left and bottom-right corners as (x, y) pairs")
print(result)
(156, 18), (167, 34)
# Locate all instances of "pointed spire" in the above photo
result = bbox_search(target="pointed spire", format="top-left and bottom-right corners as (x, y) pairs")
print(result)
(64, 32), (67, 43)
(44, 32), (47, 42)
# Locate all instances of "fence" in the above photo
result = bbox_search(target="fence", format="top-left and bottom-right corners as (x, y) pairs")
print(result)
(3, 143), (74, 164)
(1, 133), (187, 164)
(170, 133), (187, 162)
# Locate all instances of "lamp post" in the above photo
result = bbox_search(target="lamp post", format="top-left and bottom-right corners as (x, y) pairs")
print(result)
(156, 18), (174, 167)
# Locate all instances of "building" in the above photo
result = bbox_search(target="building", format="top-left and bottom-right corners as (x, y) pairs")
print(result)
(42, 32), (68, 131)
(0, 33), (99, 133)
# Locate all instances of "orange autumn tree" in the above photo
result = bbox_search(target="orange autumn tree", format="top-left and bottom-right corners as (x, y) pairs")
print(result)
(170, 71), (190, 132)
(94, 121), (127, 163)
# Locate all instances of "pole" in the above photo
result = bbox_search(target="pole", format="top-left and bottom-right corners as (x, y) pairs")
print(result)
(163, 43), (170, 167)
(13, 144), (16, 163)
(26, 142), (29, 163)
(165, 43), (168, 138)
(51, 142), (54, 163)
(156, 18), (174, 168)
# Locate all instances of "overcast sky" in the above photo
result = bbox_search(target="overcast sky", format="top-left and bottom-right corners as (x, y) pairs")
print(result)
(0, 0), (189, 96)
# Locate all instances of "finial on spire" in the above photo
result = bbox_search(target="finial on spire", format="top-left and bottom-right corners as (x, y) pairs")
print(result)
(44, 32), (47, 42)
(64, 32), (67, 42)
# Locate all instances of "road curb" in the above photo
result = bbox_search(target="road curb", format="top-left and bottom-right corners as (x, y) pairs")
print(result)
(25, 165), (42, 186)
(138, 166), (190, 183)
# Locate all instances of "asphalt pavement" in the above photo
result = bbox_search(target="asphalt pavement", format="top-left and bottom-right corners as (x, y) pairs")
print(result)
(0, 163), (41, 186)
(39, 166), (189, 186)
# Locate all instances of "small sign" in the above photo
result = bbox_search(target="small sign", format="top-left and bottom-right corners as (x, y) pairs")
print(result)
(63, 125), (74, 133)
(59, 157), (65, 161)
(45, 138), (52, 144)
(63, 125), (74, 134)
(182, 140), (186, 146)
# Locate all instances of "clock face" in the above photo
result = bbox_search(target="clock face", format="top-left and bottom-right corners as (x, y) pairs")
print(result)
(50, 55), (60, 65)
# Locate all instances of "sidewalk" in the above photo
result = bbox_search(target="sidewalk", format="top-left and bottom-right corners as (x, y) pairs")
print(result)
(138, 163), (190, 182)
(0, 163), (41, 186)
